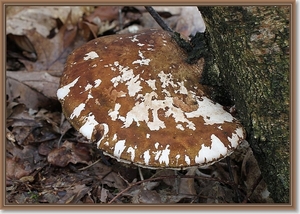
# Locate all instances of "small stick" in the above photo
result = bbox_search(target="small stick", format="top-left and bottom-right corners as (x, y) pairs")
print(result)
(226, 157), (243, 202)
(144, 6), (174, 34)
(78, 158), (101, 171)
(144, 6), (193, 55)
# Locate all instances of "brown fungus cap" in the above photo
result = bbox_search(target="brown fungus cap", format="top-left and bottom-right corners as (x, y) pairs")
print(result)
(57, 29), (245, 170)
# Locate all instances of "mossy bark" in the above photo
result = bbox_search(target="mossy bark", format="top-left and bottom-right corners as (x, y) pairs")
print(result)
(197, 6), (290, 203)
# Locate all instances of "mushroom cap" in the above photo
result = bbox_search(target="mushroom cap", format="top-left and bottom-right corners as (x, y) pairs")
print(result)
(57, 29), (245, 170)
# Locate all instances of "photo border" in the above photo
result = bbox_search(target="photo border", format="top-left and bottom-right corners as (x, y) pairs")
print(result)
(1, 0), (297, 211)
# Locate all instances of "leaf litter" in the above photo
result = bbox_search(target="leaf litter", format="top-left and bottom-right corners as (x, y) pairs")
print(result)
(5, 6), (273, 204)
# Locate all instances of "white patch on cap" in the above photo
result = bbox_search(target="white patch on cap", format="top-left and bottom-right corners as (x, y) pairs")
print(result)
(84, 83), (93, 91)
(228, 127), (244, 148)
(143, 150), (151, 165)
(57, 77), (80, 100)
(79, 113), (99, 140)
(111, 76), (121, 87)
(165, 101), (196, 130)
(94, 79), (102, 88)
(122, 92), (167, 130)
(176, 124), (184, 131)
(158, 71), (176, 88)
(111, 64), (135, 87)
(112, 133), (118, 141)
(132, 50), (151, 66)
(153, 150), (162, 161)
(162, 89), (171, 97)
(175, 81), (188, 94)
(130, 35), (138, 42)
(83, 51), (99, 60)
(175, 154), (181, 165)
(126, 74), (142, 97)
(195, 134), (228, 164)
(127, 146), (136, 162)
(119, 90), (199, 131)
(108, 103), (121, 121)
(158, 145), (170, 166)
(70, 103), (85, 119)
(185, 97), (234, 125)
(185, 155), (191, 165)
(145, 79), (157, 90)
(146, 133), (150, 139)
(87, 92), (93, 100)
(114, 140), (126, 158)
(94, 123), (109, 148)
(137, 43), (144, 46)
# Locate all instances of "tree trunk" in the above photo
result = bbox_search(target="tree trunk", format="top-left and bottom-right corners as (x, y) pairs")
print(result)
(197, 6), (290, 203)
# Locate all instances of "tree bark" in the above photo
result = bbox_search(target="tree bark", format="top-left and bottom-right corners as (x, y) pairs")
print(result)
(197, 6), (290, 203)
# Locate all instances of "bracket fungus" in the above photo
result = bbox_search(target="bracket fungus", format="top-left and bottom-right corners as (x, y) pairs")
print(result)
(57, 29), (245, 170)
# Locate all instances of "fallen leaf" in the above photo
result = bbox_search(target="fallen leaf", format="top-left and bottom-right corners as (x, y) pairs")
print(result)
(100, 187), (109, 203)
(6, 6), (92, 36)
(85, 6), (121, 23)
(178, 167), (197, 196)
(6, 78), (47, 111)
(102, 171), (127, 191)
(47, 141), (91, 167)
(6, 143), (45, 181)
(132, 188), (162, 203)
(57, 184), (91, 204)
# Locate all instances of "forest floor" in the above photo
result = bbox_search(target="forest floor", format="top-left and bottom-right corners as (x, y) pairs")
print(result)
(5, 6), (273, 205)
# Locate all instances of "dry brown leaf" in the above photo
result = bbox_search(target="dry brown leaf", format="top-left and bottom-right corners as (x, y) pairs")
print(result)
(6, 6), (57, 37)
(102, 171), (127, 190)
(7, 71), (60, 100)
(154, 169), (176, 186)
(6, 76), (54, 111)
(85, 6), (121, 23)
(41, 192), (59, 203)
(7, 10), (78, 73)
(178, 167), (197, 196)
(132, 188), (162, 204)
(57, 184), (91, 204)
(173, 7), (206, 37)
(10, 126), (33, 145)
(6, 6), (93, 36)
(35, 109), (61, 134)
(6, 143), (45, 181)
(6, 158), (31, 182)
(6, 102), (22, 119)
(47, 141), (91, 167)
(100, 187), (109, 203)
(206, 181), (233, 203)
(38, 141), (56, 156)
(79, 21), (98, 40)
(7, 34), (37, 61)
(88, 161), (112, 179)
(140, 6), (205, 38)
(19, 28), (65, 72)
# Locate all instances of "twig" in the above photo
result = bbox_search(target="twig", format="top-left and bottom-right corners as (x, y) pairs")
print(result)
(78, 158), (101, 171)
(144, 6), (174, 34)
(107, 173), (236, 204)
(144, 6), (193, 56)
(226, 157), (243, 202)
